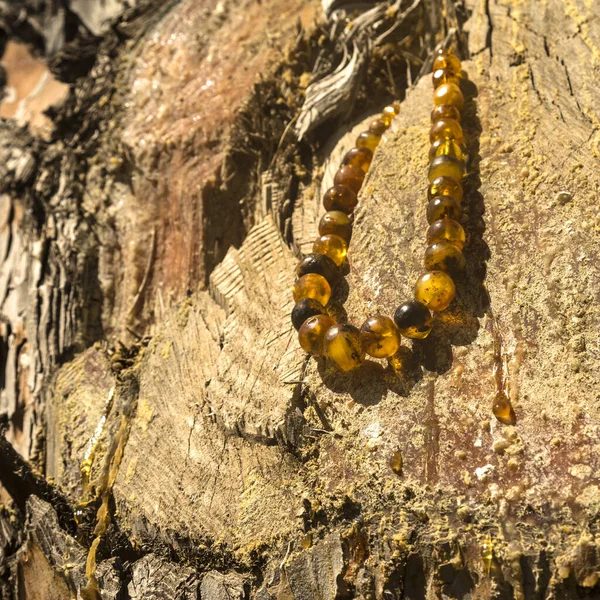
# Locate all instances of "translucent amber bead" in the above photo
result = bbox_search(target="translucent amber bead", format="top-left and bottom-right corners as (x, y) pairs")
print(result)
(323, 185), (358, 214)
(430, 119), (464, 144)
(383, 104), (399, 118)
(429, 139), (465, 162)
(424, 241), (466, 273)
(414, 271), (456, 312)
(428, 155), (465, 183)
(428, 176), (463, 202)
(293, 273), (331, 305)
(426, 196), (462, 224)
(434, 82), (465, 111)
(296, 253), (340, 285)
(432, 51), (461, 74)
(432, 68), (459, 89)
(359, 315), (401, 358)
(356, 131), (381, 153)
(431, 104), (461, 123)
(313, 234), (348, 266)
(393, 300), (432, 339)
(342, 147), (372, 174)
(324, 324), (365, 371)
(291, 298), (326, 331)
(318, 211), (352, 242)
(368, 118), (388, 135)
(334, 165), (365, 195)
(298, 314), (336, 355)
(426, 218), (466, 249)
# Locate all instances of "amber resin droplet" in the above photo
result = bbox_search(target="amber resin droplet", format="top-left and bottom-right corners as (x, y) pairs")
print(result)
(424, 241), (466, 273)
(298, 314), (336, 355)
(291, 298), (326, 331)
(414, 271), (456, 312)
(356, 131), (381, 153)
(432, 68), (459, 89)
(431, 104), (461, 123)
(359, 315), (401, 358)
(430, 119), (464, 144)
(296, 253), (340, 285)
(427, 218), (466, 249)
(342, 147), (373, 174)
(313, 234), (348, 266)
(368, 118), (388, 135)
(318, 211), (352, 242)
(324, 324), (365, 372)
(433, 82), (465, 111)
(428, 176), (463, 202)
(481, 535), (494, 575)
(432, 50), (462, 74)
(393, 300), (432, 339)
(493, 392), (516, 425)
(426, 196), (462, 224)
(429, 139), (465, 162)
(428, 155), (465, 183)
(293, 273), (332, 305)
(323, 185), (358, 214)
(389, 449), (403, 476)
(334, 164), (365, 195)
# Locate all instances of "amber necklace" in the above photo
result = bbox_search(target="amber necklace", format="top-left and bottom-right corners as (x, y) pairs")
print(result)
(291, 49), (468, 372)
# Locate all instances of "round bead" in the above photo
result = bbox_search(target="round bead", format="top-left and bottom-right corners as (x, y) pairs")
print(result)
(433, 82), (465, 111)
(428, 176), (463, 202)
(426, 218), (466, 249)
(296, 253), (340, 285)
(432, 68), (459, 89)
(368, 118), (388, 135)
(359, 315), (401, 358)
(428, 155), (465, 183)
(431, 104), (461, 123)
(381, 106), (398, 126)
(393, 301), (433, 339)
(324, 324), (365, 372)
(356, 131), (381, 153)
(432, 51), (462, 74)
(430, 119), (464, 144)
(291, 298), (326, 331)
(318, 211), (352, 242)
(426, 196), (462, 224)
(323, 185), (358, 214)
(334, 165), (365, 194)
(298, 314), (336, 355)
(313, 234), (348, 266)
(342, 147), (372, 174)
(424, 241), (466, 273)
(293, 273), (332, 305)
(414, 271), (456, 312)
(429, 139), (465, 162)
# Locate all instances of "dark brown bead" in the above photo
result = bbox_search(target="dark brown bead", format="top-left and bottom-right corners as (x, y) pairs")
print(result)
(427, 176), (463, 202)
(424, 241), (466, 273)
(342, 147), (373, 173)
(393, 300), (432, 339)
(426, 195), (462, 224)
(334, 165), (365, 194)
(291, 298), (326, 331)
(368, 118), (388, 136)
(431, 104), (461, 123)
(296, 253), (340, 285)
(323, 185), (358, 214)
(318, 211), (352, 242)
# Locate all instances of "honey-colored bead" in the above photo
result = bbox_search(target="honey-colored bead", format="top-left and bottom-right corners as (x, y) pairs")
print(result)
(313, 234), (348, 266)
(384, 103), (399, 116)
(433, 82), (465, 111)
(291, 298), (326, 331)
(414, 271), (456, 312)
(342, 147), (372, 174)
(426, 218), (466, 249)
(324, 324), (365, 371)
(393, 300), (432, 339)
(428, 155), (465, 183)
(432, 68), (459, 89)
(318, 211), (352, 242)
(428, 176), (463, 202)
(430, 119), (464, 144)
(431, 104), (461, 123)
(432, 50), (462, 74)
(334, 164), (365, 194)
(293, 273), (331, 305)
(298, 314), (336, 355)
(296, 253), (340, 285)
(381, 105), (398, 126)
(323, 185), (358, 214)
(356, 131), (381, 153)
(424, 241), (466, 273)
(429, 139), (465, 162)
(368, 118), (388, 135)
(359, 315), (401, 358)
(426, 196), (462, 224)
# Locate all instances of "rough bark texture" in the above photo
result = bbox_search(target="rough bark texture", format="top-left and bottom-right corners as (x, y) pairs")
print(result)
(0, 0), (599, 599)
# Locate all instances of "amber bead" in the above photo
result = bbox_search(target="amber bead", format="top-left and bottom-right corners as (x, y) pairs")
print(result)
(430, 119), (464, 144)
(334, 165), (365, 195)
(313, 234), (348, 266)
(432, 68), (459, 89)
(414, 271), (456, 312)
(368, 118), (388, 136)
(318, 211), (352, 242)
(426, 196), (462, 224)
(424, 241), (466, 273)
(298, 314), (336, 355)
(323, 185), (358, 214)
(432, 51), (462, 74)
(433, 82), (465, 111)
(381, 105), (398, 126)
(428, 155), (465, 183)
(296, 253), (340, 285)
(324, 324), (365, 372)
(293, 273), (332, 305)
(356, 131), (381, 153)
(426, 218), (466, 249)
(359, 315), (401, 358)
(429, 139), (465, 162)
(342, 147), (372, 174)
(431, 104), (461, 124)
(428, 176), (463, 203)
(393, 300), (432, 339)
(291, 298), (326, 331)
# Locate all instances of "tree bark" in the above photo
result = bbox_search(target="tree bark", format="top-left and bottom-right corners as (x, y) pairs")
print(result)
(0, 0), (599, 598)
